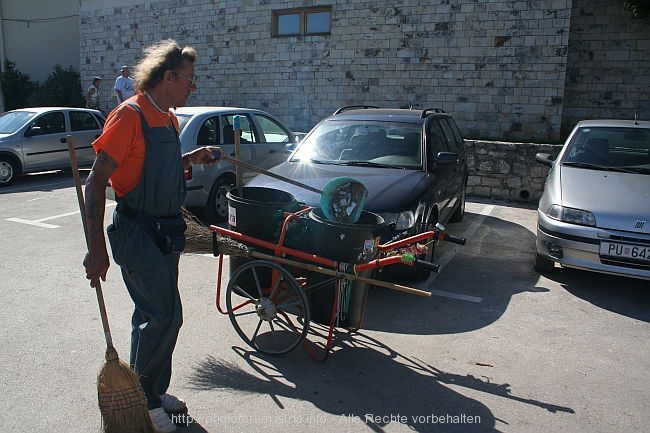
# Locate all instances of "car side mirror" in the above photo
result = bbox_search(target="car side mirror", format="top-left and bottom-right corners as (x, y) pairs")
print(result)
(285, 134), (304, 152)
(24, 126), (42, 137)
(535, 152), (555, 167)
(427, 152), (457, 171)
(437, 152), (458, 163)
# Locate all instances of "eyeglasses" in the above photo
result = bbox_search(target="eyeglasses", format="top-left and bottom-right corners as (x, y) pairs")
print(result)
(172, 71), (197, 86)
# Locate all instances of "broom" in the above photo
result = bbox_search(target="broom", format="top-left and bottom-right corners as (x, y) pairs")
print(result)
(67, 138), (154, 433)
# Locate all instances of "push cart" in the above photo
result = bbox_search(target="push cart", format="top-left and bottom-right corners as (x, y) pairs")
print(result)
(210, 187), (465, 361)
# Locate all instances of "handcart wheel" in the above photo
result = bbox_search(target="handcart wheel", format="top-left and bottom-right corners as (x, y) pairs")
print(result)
(226, 260), (310, 355)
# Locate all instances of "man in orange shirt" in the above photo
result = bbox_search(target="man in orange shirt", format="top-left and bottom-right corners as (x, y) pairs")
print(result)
(82, 39), (221, 433)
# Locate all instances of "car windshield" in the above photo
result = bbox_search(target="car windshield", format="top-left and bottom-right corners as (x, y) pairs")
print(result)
(291, 120), (423, 169)
(561, 126), (650, 173)
(0, 111), (36, 134)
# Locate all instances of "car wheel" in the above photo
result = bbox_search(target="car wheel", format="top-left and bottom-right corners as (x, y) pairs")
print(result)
(449, 181), (466, 223)
(205, 175), (235, 223)
(534, 251), (555, 273)
(0, 157), (18, 187)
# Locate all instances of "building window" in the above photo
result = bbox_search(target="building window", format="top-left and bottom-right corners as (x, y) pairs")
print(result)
(273, 7), (331, 37)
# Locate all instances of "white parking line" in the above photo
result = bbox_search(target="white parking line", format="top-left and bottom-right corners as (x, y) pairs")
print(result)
(5, 202), (116, 228)
(428, 289), (483, 303)
(7, 215), (72, 229)
(418, 204), (495, 302)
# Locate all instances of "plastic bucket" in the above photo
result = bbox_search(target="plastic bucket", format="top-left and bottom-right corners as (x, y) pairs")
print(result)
(227, 187), (300, 291)
(226, 187), (300, 241)
(285, 208), (385, 327)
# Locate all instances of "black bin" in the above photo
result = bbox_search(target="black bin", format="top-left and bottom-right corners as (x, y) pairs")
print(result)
(227, 187), (301, 291)
(285, 208), (385, 327)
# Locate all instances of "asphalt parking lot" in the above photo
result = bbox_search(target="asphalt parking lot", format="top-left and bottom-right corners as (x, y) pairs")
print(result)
(1, 170), (648, 433)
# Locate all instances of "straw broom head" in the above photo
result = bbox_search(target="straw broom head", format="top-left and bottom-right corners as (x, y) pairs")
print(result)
(181, 207), (214, 253)
(97, 347), (154, 433)
(213, 233), (252, 257)
(181, 206), (256, 256)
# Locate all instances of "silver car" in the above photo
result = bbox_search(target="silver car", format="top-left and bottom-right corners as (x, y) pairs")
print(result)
(174, 106), (299, 222)
(0, 107), (105, 186)
(535, 119), (650, 280)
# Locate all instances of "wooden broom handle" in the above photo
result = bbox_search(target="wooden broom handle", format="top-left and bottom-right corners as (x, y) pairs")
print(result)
(67, 136), (115, 349)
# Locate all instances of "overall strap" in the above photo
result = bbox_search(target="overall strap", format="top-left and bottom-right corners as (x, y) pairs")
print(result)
(117, 101), (186, 217)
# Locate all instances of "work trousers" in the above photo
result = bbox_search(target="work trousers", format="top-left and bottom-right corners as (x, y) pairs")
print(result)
(108, 211), (183, 410)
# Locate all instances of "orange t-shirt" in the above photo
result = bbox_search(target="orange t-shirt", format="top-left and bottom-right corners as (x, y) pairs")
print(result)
(92, 93), (181, 197)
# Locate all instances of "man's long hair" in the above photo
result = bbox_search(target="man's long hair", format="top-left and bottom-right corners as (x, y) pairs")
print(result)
(132, 39), (197, 92)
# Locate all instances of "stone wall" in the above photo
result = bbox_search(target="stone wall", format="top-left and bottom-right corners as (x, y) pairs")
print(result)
(78, 1), (650, 142)
(561, 0), (650, 137)
(79, 0), (572, 142)
(465, 140), (562, 202)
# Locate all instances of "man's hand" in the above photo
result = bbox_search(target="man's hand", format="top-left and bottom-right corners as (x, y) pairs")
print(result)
(184, 146), (222, 167)
(83, 249), (110, 288)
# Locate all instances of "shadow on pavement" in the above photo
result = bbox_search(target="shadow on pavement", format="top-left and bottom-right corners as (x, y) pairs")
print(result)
(542, 267), (650, 323)
(364, 211), (541, 335)
(187, 332), (574, 433)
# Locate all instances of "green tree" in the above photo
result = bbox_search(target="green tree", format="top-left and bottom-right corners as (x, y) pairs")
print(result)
(624, 0), (650, 18)
(1, 59), (39, 110)
(30, 64), (85, 107)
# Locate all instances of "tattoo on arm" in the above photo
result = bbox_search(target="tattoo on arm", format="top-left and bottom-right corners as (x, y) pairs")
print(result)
(84, 151), (118, 250)
(95, 151), (119, 172)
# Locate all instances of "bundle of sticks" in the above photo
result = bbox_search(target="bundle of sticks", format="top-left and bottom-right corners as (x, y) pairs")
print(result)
(181, 207), (214, 253)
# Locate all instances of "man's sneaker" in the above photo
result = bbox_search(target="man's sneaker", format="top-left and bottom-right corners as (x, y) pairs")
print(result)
(149, 407), (177, 433)
(160, 393), (187, 413)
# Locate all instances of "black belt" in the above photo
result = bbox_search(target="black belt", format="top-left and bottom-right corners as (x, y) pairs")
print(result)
(116, 202), (179, 220)
(115, 202), (138, 219)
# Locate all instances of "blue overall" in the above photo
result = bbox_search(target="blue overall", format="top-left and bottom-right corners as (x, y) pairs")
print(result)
(106, 102), (186, 410)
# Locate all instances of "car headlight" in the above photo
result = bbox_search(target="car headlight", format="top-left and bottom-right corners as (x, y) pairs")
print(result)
(379, 211), (416, 230)
(546, 204), (596, 227)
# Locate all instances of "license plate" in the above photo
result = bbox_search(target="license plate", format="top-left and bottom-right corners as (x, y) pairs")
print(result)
(600, 241), (650, 262)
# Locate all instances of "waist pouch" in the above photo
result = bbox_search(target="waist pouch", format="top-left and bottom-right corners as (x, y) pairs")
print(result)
(116, 204), (187, 254)
(135, 212), (187, 255)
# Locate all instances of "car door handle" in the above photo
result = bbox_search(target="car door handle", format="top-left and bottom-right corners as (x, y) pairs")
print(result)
(60, 137), (67, 143)
(230, 151), (236, 156)
(269, 149), (276, 153)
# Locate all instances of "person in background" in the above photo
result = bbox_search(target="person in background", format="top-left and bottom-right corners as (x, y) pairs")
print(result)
(86, 76), (103, 113)
(114, 65), (136, 104)
(82, 39), (221, 433)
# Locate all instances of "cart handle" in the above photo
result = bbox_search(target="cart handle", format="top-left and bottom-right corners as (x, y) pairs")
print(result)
(378, 225), (466, 252)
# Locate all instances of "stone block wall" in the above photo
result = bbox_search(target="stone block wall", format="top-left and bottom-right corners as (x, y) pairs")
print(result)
(79, 0), (572, 142)
(465, 140), (562, 202)
(561, 0), (650, 137)
(77, 0), (646, 201)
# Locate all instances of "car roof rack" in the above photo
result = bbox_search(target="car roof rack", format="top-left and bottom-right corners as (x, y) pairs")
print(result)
(333, 105), (380, 115)
(421, 108), (446, 118)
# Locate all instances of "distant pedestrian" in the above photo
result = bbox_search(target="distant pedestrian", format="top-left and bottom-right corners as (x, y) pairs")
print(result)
(86, 76), (103, 113)
(114, 65), (136, 104)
